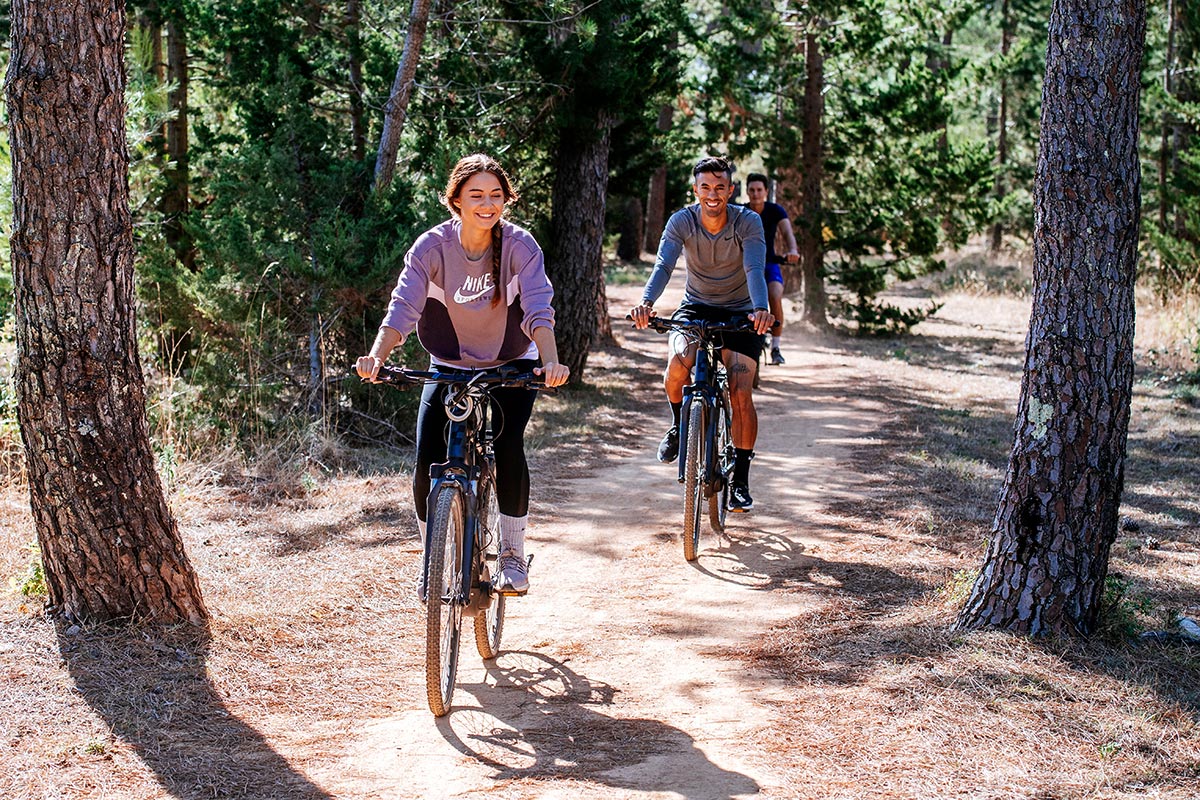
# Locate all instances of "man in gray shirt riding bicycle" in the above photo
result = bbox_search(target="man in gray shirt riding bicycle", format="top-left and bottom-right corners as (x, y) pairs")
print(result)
(630, 156), (774, 512)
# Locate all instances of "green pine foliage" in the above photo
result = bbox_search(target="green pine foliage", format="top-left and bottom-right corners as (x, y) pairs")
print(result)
(3, 0), (1199, 457)
(1143, 3), (1200, 297)
(128, 1), (437, 448)
(700, 1), (993, 334)
(1140, 2), (1200, 367)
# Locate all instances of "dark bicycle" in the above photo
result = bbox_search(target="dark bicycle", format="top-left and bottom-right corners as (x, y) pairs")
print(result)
(373, 364), (553, 716)
(632, 315), (751, 561)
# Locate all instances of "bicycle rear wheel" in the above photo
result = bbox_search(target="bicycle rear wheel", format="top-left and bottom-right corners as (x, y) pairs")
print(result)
(682, 402), (705, 561)
(709, 398), (731, 534)
(425, 484), (465, 717)
(473, 472), (505, 659)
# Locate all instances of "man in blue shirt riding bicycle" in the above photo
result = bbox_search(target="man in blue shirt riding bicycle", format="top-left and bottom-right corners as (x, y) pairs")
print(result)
(630, 156), (773, 512)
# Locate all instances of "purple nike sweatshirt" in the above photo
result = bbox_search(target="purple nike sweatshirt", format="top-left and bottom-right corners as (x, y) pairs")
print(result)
(380, 218), (556, 369)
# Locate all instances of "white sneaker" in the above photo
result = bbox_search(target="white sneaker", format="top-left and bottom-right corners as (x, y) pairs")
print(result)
(495, 549), (529, 595)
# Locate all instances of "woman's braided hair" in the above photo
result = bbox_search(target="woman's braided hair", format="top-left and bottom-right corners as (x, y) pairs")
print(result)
(443, 154), (519, 307)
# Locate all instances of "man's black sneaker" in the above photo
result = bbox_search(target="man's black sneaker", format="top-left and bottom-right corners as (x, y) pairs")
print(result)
(729, 483), (754, 512)
(657, 426), (680, 463)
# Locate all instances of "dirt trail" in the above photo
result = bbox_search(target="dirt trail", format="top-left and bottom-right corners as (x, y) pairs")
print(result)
(326, 287), (893, 799)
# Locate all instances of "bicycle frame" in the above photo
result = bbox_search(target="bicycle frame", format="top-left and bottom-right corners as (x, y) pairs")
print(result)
(423, 385), (493, 611)
(373, 366), (549, 610)
(369, 365), (550, 716)
(676, 327), (734, 498)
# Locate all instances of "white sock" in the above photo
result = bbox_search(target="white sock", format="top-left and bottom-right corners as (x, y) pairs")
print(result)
(771, 335), (782, 349)
(499, 513), (527, 561)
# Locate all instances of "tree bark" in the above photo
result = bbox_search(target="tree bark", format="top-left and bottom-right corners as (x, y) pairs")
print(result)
(546, 115), (614, 379)
(643, 104), (674, 252)
(1158, 0), (1176, 230)
(957, 0), (1146, 637)
(135, 4), (164, 156)
(346, 0), (366, 162)
(990, 0), (1013, 252)
(373, 0), (432, 191)
(6, 0), (208, 625)
(775, 59), (803, 295)
(163, 10), (192, 271)
(798, 32), (828, 327)
(617, 196), (643, 262)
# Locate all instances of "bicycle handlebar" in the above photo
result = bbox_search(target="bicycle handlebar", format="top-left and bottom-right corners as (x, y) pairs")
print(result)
(371, 364), (556, 393)
(625, 314), (757, 336)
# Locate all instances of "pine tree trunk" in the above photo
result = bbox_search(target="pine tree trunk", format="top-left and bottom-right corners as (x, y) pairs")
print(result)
(135, 6), (164, 156)
(957, 0), (1146, 637)
(799, 32), (828, 327)
(7, 0), (208, 626)
(163, 12), (190, 269)
(595, 291), (615, 347)
(643, 104), (673, 252)
(373, 0), (432, 191)
(1158, 0), (1176, 230)
(346, 0), (367, 163)
(546, 115), (614, 379)
(776, 172), (803, 294)
(775, 67), (803, 295)
(617, 196), (643, 262)
(990, 0), (1013, 252)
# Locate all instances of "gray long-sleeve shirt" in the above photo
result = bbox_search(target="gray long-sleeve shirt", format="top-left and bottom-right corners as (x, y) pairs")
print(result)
(641, 203), (768, 312)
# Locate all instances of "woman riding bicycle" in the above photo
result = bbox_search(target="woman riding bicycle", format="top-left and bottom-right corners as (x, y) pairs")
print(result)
(355, 153), (569, 596)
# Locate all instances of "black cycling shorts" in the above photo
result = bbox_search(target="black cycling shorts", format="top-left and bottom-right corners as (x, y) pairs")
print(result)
(671, 301), (762, 362)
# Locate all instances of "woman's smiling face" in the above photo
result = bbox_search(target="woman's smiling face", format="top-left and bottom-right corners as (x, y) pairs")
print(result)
(455, 171), (506, 233)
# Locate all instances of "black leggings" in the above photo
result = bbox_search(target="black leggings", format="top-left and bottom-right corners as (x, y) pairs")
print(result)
(413, 360), (538, 522)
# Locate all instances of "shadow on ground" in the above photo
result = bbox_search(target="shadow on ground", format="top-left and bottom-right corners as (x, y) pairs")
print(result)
(438, 650), (760, 799)
(748, 321), (1200, 718)
(60, 624), (330, 800)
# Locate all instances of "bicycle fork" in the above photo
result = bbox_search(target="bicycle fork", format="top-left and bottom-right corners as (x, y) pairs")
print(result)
(423, 469), (487, 611)
(678, 391), (730, 496)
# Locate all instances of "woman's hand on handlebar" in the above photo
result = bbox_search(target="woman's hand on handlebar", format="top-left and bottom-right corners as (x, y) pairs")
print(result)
(535, 361), (570, 388)
(355, 355), (383, 383)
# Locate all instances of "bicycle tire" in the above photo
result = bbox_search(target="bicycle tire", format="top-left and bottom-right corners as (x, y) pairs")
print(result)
(682, 402), (705, 561)
(473, 472), (505, 659)
(425, 484), (465, 717)
(709, 397), (731, 534)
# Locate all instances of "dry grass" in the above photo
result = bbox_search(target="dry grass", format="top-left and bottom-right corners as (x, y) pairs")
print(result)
(0, 336), (664, 800)
(722, 254), (1200, 799)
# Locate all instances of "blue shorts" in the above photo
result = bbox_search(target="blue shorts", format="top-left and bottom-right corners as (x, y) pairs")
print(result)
(765, 263), (783, 285)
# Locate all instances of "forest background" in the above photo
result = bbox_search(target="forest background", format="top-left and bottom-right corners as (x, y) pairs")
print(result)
(0, 1), (1199, 796)
(0, 0), (1197, 466)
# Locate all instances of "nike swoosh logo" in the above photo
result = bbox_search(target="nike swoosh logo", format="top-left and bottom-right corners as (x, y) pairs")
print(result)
(723, 236), (735, 241)
(453, 286), (494, 304)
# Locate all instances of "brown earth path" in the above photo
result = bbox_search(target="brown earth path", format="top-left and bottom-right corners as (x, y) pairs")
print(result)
(321, 284), (895, 799)
(6, 276), (1198, 799)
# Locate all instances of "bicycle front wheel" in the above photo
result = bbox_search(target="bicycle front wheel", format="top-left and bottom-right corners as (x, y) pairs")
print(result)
(425, 484), (465, 717)
(474, 472), (505, 660)
(682, 401), (705, 561)
(709, 398), (732, 534)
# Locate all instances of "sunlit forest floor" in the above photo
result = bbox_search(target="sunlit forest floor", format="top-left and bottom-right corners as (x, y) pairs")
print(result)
(1, 245), (1198, 799)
